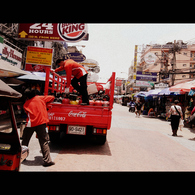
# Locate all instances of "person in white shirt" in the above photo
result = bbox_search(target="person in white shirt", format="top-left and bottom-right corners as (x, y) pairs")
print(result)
(167, 100), (183, 136)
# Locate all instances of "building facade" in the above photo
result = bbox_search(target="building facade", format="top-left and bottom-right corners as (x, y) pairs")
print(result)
(140, 41), (195, 85)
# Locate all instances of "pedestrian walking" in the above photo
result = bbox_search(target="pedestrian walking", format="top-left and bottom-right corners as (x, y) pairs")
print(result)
(135, 100), (142, 117)
(167, 100), (183, 136)
(22, 89), (55, 167)
(55, 59), (89, 105)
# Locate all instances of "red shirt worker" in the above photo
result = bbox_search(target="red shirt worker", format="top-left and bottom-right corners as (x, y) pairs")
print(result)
(55, 59), (89, 105)
(22, 89), (55, 167)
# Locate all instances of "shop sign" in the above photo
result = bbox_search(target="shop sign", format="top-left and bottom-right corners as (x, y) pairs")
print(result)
(18, 23), (88, 43)
(64, 52), (86, 62)
(80, 59), (99, 67)
(116, 80), (122, 86)
(136, 71), (157, 82)
(0, 43), (22, 68)
(144, 52), (157, 64)
(136, 80), (154, 87)
(154, 83), (168, 89)
(25, 46), (53, 72)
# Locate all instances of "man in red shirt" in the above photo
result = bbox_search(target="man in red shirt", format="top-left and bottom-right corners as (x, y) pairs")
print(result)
(22, 89), (55, 167)
(55, 59), (89, 105)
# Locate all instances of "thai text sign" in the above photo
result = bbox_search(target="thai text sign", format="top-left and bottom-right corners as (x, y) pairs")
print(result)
(26, 46), (53, 66)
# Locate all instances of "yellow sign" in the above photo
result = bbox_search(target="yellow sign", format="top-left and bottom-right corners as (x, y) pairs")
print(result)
(26, 46), (53, 66)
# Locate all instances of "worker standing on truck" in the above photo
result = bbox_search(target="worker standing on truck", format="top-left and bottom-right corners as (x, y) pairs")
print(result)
(22, 89), (55, 167)
(55, 59), (89, 105)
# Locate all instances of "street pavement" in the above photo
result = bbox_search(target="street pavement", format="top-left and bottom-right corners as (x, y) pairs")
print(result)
(20, 103), (195, 171)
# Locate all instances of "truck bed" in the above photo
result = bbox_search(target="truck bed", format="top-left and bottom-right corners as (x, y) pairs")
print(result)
(47, 103), (112, 129)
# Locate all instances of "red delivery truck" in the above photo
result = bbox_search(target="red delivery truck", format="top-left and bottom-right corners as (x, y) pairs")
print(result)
(44, 68), (115, 145)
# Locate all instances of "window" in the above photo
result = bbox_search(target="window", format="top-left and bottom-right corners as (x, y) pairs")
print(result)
(183, 64), (187, 67)
(182, 75), (186, 78)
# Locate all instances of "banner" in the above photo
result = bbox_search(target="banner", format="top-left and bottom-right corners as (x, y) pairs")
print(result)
(0, 43), (22, 69)
(136, 71), (157, 82)
(18, 23), (88, 43)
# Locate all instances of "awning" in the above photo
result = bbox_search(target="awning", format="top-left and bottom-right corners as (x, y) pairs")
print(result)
(17, 73), (46, 82)
(158, 88), (171, 95)
(134, 91), (148, 97)
(146, 89), (162, 96)
(0, 59), (28, 77)
(158, 87), (181, 96)
(169, 80), (195, 93)
(188, 89), (195, 96)
(0, 79), (22, 98)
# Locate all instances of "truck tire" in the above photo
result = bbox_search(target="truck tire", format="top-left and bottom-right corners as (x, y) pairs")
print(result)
(92, 135), (106, 145)
(49, 132), (60, 143)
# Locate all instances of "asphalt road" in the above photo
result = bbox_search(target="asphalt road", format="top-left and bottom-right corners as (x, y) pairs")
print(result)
(20, 103), (195, 171)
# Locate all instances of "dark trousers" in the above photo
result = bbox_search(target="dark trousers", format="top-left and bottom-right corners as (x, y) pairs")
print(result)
(171, 115), (180, 135)
(71, 74), (89, 104)
(21, 123), (52, 163)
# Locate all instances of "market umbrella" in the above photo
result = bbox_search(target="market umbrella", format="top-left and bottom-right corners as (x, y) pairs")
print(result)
(0, 59), (28, 77)
(134, 91), (148, 97)
(189, 87), (195, 96)
(158, 88), (181, 96)
(158, 88), (171, 95)
(169, 80), (195, 93)
(146, 89), (162, 96)
(0, 79), (22, 98)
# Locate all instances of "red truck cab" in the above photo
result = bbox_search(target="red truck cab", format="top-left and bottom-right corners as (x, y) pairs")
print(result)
(44, 68), (115, 145)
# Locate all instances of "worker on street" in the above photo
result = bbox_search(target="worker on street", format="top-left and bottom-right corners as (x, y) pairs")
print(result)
(22, 89), (55, 167)
(55, 59), (89, 105)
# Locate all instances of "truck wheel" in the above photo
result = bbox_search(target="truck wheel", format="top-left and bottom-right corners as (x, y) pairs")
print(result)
(92, 135), (106, 145)
(49, 132), (60, 143)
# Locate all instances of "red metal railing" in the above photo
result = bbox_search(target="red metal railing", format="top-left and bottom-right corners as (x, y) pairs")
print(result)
(44, 68), (66, 95)
(44, 67), (116, 110)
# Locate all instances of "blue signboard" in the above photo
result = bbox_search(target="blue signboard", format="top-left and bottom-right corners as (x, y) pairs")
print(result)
(136, 71), (157, 82)
(64, 52), (86, 62)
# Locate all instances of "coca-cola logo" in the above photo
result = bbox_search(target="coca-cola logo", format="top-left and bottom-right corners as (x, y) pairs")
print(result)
(68, 111), (87, 118)
(57, 23), (88, 42)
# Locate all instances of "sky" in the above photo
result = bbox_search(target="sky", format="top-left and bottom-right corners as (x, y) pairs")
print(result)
(69, 23), (195, 83)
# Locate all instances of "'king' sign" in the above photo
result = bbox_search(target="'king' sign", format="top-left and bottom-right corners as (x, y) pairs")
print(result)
(18, 23), (88, 43)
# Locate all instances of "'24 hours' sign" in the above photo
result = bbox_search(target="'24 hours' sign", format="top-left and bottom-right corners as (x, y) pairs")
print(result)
(18, 23), (88, 43)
